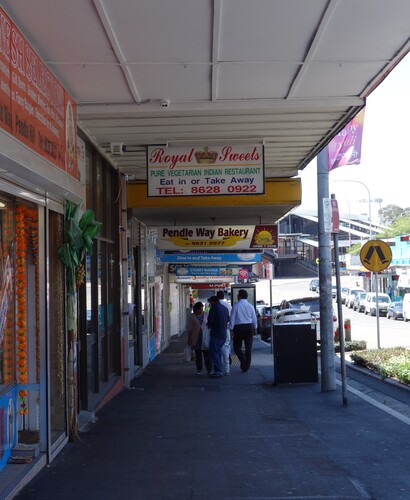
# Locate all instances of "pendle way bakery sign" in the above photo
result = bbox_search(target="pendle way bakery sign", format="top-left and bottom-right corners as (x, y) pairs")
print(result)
(147, 144), (264, 197)
(156, 225), (278, 251)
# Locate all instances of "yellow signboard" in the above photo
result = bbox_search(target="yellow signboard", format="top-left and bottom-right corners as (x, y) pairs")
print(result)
(156, 225), (278, 250)
(360, 240), (392, 272)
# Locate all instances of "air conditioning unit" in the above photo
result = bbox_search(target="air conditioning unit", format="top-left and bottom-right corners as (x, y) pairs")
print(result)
(110, 142), (124, 155)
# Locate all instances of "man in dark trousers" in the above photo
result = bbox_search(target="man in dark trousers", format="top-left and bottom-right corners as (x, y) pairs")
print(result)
(230, 289), (258, 372)
(207, 295), (230, 378)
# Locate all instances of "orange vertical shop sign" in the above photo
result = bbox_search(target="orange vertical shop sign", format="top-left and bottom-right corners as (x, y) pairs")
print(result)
(0, 7), (77, 179)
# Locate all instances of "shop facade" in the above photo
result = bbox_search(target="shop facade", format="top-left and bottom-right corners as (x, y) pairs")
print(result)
(0, 6), (127, 469)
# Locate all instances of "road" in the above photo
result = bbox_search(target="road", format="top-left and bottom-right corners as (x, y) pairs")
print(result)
(254, 278), (410, 350)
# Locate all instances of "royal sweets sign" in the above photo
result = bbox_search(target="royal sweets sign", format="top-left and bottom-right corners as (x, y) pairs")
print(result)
(0, 8), (77, 178)
(147, 144), (264, 197)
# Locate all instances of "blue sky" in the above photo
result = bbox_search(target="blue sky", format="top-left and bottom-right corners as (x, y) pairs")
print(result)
(299, 52), (410, 219)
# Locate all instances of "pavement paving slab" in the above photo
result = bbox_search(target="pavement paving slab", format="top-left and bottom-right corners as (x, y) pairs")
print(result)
(11, 335), (410, 500)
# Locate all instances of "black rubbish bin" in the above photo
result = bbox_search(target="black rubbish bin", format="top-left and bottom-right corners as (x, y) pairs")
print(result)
(273, 323), (318, 385)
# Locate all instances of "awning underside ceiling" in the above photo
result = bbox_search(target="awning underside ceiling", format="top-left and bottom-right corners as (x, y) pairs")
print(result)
(2, 0), (409, 225)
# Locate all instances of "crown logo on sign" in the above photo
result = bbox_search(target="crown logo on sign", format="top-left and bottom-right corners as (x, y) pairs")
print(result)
(194, 146), (218, 164)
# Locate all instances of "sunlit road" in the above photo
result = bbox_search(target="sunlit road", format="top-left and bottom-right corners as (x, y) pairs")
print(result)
(255, 278), (410, 350)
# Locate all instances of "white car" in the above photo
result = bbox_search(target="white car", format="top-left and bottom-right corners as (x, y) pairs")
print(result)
(364, 292), (391, 316)
(273, 308), (316, 325)
(340, 287), (350, 304)
(272, 308), (319, 340)
(353, 291), (367, 312)
(273, 307), (338, 342)
(278, 296), (338, 341)
(345, 288), (365, 309)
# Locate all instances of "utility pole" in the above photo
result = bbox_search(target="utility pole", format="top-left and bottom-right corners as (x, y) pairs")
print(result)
(317, 149), (336, 391)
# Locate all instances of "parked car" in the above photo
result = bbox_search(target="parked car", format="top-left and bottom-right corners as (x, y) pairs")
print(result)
(340, 287), (350, 305)
(345, 288), (365, 308)
(309, 278), (319, 292)
(256, 299), (266, 306)
(315, 283), (337, 298)
(403, 293), (410, 322)
(279, 296), (338, 340)
(272, 308), (318, 337)
(273, 308), (314, 322)
(386, 301), (403, 320)
(364, 292), (391, 316)
(352, 291), (367, 312)
(257, 304), (281, 341)
(248, 271), (259, 282)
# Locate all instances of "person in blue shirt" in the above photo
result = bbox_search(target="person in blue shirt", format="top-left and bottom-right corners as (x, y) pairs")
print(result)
(207, 295), (230, 378)
(230, 289), (258, 372)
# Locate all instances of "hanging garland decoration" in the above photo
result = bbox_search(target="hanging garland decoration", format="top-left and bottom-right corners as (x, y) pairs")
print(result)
(15, 205), (39, 416)
(29, 209), (40, 383)
(2, 205), (14, 383)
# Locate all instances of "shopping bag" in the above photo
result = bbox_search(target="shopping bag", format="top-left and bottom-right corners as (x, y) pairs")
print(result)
(202, 327), (210, 350)
(183, 345), (192, 362)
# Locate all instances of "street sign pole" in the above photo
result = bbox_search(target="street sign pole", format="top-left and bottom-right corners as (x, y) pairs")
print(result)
(359, 239), (392, 350)
(269, 264), (273, 355)
(333, 230), (347, 406)
(375, 272), (381, 349)
(331, 194), (347, 406)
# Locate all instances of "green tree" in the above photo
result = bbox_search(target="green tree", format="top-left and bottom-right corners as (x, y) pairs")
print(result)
(378, 204), (410, 225)
(378, 214), (410, 238)
(347, 242), (361, 255)
(58, 201), (101, 441)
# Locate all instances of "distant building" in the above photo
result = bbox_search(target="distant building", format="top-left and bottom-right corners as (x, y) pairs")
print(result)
(272, 208), (403, 294)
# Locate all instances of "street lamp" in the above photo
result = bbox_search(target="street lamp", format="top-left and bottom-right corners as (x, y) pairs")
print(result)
(333, 180), (372, 239)
(333, 179), (375, 292)
(359, 197), (383, 224)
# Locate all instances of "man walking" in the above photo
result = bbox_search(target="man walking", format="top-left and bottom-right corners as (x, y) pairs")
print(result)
(230, 289), (257, 372)
(207, 295), (230, 378)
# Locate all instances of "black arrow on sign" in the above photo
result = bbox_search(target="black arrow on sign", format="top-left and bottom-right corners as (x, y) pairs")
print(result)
(363, 245), (389, 265)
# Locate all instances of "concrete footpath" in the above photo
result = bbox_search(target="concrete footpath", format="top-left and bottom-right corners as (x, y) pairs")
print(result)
(10, 335), (410, 500)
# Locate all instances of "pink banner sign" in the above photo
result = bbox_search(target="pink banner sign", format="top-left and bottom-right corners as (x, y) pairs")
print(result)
(328, 109), (365, 171)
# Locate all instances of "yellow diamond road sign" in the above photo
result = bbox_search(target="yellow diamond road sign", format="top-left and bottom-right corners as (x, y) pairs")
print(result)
(360, 239), (392, 272)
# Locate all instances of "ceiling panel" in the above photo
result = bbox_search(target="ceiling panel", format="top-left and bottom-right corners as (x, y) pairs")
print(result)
(2, 0), (116, 63)
(217, 63), (299, 99)
(315, 0), (410, 61)
(57, 65), (133, 103)
(104, 0), (213, 63)
(298, 61), (387, 98)
(219, 0), (328, 62)
(128, 64), (212, 101)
